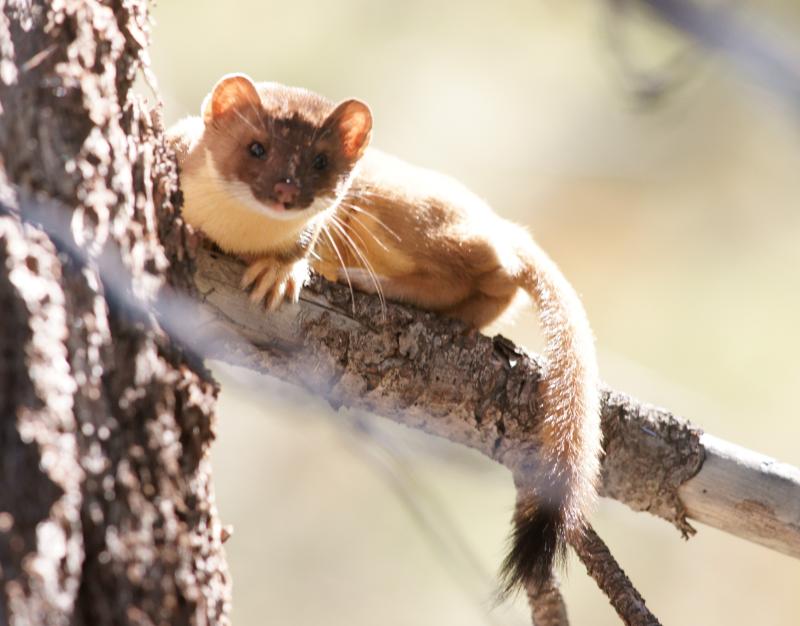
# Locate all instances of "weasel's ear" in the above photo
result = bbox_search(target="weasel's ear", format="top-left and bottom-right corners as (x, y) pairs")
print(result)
(328, 99), (372, 161)
(202, 73), (260, 125)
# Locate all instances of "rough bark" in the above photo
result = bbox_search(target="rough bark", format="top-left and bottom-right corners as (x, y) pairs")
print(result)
(527, 576), (569, 626)
(0, 2), (230, 625)
(193, 248), (800, 560)
(193, 250), (705, 526)
(572, 527), (660, 626)
(191, 251), (679, 625)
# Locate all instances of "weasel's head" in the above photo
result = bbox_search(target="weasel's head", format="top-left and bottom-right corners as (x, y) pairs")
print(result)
(200, 73), (372, 221)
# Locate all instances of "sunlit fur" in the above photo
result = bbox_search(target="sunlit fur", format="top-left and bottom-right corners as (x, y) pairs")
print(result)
(178, 149), (335, 255)
(169, 75), (601, 594)
(167, 74), (371, 308)
(315, 148), (602, 594)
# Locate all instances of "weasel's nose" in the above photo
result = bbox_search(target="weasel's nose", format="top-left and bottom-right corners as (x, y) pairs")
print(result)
(274, 180), (300, 206)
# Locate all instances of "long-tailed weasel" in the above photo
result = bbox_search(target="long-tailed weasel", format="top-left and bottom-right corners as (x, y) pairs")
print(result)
(169, 74), (601, 595)
(167, 74), (372, 308)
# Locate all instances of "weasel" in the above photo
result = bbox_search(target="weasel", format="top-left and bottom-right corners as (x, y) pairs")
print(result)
(167, 74), (372, 308)
(170, 74), (601, 594)
(320, 152), (601, 594)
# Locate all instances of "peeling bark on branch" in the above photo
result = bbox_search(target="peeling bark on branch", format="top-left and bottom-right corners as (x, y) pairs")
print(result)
(192, 249), (703, 518)
(193, 248), (800, 561)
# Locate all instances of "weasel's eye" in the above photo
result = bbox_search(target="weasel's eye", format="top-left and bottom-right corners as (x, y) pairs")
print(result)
(312, 153), (328, 171)
(248, 141), (266, 159)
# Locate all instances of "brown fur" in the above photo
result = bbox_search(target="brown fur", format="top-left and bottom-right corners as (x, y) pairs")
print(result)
(167, 74), (371, 307)
(171, 75), (601, 592)
(317, 148), (602, 593)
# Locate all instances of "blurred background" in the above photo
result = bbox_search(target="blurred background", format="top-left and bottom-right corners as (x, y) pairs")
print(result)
(149, 1), (800, 624)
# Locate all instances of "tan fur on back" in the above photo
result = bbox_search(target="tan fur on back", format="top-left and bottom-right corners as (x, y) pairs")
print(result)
(316, 146), (601, 566)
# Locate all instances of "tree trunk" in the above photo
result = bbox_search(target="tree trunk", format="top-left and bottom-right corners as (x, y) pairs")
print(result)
(0, 2), (230, 624)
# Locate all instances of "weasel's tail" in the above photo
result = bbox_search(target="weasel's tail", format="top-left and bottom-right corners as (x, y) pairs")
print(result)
(499, 237), (601, 595)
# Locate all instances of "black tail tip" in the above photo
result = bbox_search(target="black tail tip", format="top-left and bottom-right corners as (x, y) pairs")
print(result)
(498, 502), (566, 598)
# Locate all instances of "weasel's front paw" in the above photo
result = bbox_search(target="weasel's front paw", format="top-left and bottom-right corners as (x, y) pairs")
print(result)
(240, 257), (309, 310)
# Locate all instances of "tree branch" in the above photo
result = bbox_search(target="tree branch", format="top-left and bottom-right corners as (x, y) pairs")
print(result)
(571, 527), (661, 626)
(527, 575), (569, 626)
(190, 246), (800, 561)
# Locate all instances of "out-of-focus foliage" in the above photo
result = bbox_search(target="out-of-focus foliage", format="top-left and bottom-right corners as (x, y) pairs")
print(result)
(149, 1), (800, 624)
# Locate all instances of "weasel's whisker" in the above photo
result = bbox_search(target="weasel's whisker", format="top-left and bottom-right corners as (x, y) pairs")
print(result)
(245, 96), (270, 136)
(342, 211), (391, 253)
(330, 215), (386, 316)
(232, 108), (263, 136)
(339, 201), (402, 242)
(321, 224), (355, 313)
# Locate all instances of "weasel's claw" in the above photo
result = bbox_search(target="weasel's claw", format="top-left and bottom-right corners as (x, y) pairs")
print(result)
(249, 265), (278, 304)
(241, 257), (309, 310)
(286, 275), (303, 304)
(266, 279), (287, 311)
(241, 258), (271, 290)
